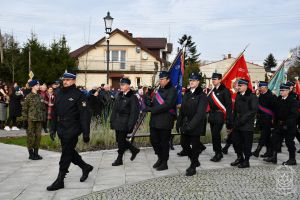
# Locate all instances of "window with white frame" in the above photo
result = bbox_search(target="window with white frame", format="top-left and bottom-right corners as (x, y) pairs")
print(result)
(107, 50), (126, 69)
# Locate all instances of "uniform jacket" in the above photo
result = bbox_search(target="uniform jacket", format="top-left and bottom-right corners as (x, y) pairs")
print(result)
(148, 82), (177, 130)
(233, 89), (258, 131)
(110, 90), (139, 132)
(22, 92), (46, 121)
(51, 85), (91, 139)
(176, 86), (208, 136)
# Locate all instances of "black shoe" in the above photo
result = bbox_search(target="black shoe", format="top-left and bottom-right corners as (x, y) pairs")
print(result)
(47, 171), (65, 191)
(282, 159), (297, 165)
(80, 164), (93, 182)
(231, 156), (244, 166)
(185, 166), (196, 176)
(28, 149), (36, 160)
(263, 151), (277, 164)
(238, 160), (250, 168)
(221, 145), (229, 154)
(260, 152), (272, 158)
(112, 155), (123, 166)
(199, 145), (206, 154)
(210, 153), (223, 162)
(251, 145), (263, 157)
(153, 158), (162, 168)
(130, 147), (140, 161)
(177, 150), (188, 157)
(34, 149), (43, 160)
(156, 161), (168, 171)
(297, 149), (300, 153)
(194, 160), (200, 167)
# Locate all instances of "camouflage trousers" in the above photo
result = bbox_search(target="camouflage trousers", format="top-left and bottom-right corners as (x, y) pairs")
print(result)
(26, 121), (42, 149)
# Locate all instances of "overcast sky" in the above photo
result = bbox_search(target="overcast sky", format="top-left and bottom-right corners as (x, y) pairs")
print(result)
(1, 0), (300, 65)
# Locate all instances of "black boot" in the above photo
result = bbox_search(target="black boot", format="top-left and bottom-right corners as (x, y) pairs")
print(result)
(260, 147), (272, 158)
(251, 144), (263, 157)
(231, 154), (244, 166)
(177, 150), (188, 157)
(156, 160), (168, 171)
(185, 163), (197, 176)
(34, 148), (43, 160)
(199, 144), (206, 154)
(80, 164), (93, 182)
(47, 171), (66, 191)
(28, 149), (36, 160)
(153, 157), (162, 168)
(210, 152), (223, 162)
(297, 149), (300, 154)
(130, 146), (140, 161)
(282, 152), (297, 165)
(222, 143), (230, 154)
(263, 151), (277, 164)
(112, 154), (123, 166)
(238, 158), (250, 168)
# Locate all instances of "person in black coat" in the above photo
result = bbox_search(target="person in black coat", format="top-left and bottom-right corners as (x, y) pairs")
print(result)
(47, 73), (93, 191)
(231, 79), (258, 168)
(176, 73), (208, 176)
(252, 81), (276, 158)
(110, 78), (140, 166)
(144, 71), (177, 171)
(264, 84), (298, 165)
(5, 86), (23, 131)
(207, 73), (233, 162)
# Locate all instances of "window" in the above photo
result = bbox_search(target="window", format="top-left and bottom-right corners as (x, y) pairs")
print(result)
(136, 77), (141, 87)
(107, 50), (126, 69)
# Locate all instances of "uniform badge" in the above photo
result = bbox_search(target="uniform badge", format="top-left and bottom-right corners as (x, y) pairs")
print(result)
(82, 101), (86, 107)
(68, 98), (74, 101)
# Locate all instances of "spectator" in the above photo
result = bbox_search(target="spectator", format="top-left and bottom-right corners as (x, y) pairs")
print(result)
(45, 87), (55, 131)
(4, 85), (23, 131)
(0, 84), (9, 129)
(39, 83), (48, 133)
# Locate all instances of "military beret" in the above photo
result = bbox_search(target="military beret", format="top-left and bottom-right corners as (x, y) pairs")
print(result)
(258, 81), (268, 87)
(189, 72), (200, 81)
(159, 71), (170, 79)
(63, 72), (76, 79)
(238, 79), (249, 85)
(28, 80), (40, 87)
(280, 84), (290, 90)
(212, 72), (222, 80)
(120, 78), (131, 85)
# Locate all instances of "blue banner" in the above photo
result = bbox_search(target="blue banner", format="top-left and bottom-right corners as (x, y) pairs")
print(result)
(169, 51), (184, 105)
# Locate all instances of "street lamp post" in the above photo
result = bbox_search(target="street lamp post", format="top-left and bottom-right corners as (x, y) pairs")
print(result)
(103, 11), (114, 84)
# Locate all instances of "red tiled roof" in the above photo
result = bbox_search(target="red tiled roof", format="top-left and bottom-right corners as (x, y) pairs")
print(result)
(134, 37), (167, 49)
(70, 45), (92, 58)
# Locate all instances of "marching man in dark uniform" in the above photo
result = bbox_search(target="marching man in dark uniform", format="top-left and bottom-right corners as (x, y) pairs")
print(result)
(231, 79), (258, 168)
(252, 81), (276, 158)
(47, 73), (93, 191)
(264, 83), (298, 165)
(144, 71), (177, 171)
(176, 73), (208, 176)
(207, 73), (232, 162)
(110, 78), (140, 166)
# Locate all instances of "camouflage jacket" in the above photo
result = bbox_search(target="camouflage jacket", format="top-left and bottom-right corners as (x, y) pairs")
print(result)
(22, 92), (46, 121)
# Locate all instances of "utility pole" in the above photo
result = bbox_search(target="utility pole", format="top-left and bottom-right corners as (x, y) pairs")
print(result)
(0, 29), (3, 64)
(29, 46), (31, 73)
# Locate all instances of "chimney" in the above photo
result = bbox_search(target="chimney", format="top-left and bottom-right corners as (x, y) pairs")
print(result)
(124, 30), (132, 37)
(228, 53), (231, 59)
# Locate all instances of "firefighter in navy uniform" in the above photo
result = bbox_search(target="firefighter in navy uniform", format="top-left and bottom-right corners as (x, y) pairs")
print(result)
(47, 73), (93, 191)
(176, 73), (208, 176)
(251, 81), (276, 158)
(264, 84), (298, 165)
(231, 79), (258, 168)
(207, 73), (233, 162)
(144, 71), (177, 171)
(110, 78), (140, 166)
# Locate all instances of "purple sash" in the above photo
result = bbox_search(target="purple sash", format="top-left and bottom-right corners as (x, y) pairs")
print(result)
(155, 92), (176, 115)
(258, 104), (274, 117)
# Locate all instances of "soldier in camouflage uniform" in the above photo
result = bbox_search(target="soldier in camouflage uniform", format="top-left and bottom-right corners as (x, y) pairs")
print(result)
(22, 80), (46, 160)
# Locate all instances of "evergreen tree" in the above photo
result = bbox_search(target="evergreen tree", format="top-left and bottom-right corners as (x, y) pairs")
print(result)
(263, 53), (277, 72)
